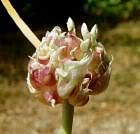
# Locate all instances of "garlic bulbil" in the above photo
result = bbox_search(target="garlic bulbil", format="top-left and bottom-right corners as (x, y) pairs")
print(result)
(27, 17), (112, 107)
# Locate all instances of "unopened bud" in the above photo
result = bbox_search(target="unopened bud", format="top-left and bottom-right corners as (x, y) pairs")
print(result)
(81, 23), (90, 40)
(67, 17), (75, 33)
(90, 24), (98, 43)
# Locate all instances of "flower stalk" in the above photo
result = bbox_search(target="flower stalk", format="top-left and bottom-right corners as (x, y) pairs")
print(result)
(1, 0), (40, 48)
(62, 100), (74, 134)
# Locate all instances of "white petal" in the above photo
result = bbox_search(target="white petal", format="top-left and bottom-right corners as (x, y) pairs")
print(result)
(56, 68), (68, 77)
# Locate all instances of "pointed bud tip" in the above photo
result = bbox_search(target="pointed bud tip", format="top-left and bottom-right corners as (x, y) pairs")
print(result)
(91, 24), (98, 35)
(67, 17), (73, 23)
(81, 22), (88, 30)
(81, 23), (87, 29)
(81, 23), (90, 40)
(67, 17), (75, 32)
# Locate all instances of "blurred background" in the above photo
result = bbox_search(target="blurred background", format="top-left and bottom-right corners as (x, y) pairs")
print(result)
(0, 0), (140, 134)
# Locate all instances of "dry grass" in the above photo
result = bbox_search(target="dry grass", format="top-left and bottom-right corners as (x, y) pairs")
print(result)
(0, 21), (140, 134)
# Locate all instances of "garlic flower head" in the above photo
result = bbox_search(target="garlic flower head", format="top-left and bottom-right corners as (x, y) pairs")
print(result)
(27, 18), (112, 107)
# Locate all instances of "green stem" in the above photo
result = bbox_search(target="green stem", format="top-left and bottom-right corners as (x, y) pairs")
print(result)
(61, 100), (74, 134)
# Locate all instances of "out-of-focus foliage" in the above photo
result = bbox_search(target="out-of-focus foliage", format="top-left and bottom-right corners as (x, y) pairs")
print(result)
(85, 0), (140, 20)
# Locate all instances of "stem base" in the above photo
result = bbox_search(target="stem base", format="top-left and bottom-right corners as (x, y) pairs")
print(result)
(62, 100), (74, 134)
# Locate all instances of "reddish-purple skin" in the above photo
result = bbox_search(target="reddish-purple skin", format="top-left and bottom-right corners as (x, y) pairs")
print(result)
(28, 32), (111, 106)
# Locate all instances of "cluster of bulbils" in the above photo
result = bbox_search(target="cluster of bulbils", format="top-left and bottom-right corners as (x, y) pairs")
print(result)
(27, 18), (112, 107)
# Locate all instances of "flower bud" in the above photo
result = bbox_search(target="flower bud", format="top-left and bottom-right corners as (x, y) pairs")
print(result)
(81, 23), (90, 40)
(27, 18), (112, 107)
(67, 17), (75, 33)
